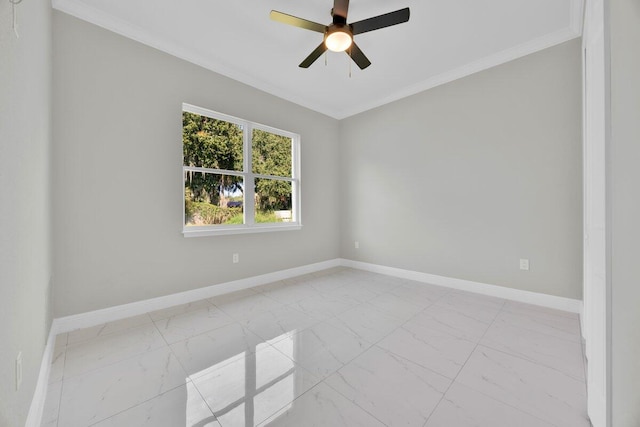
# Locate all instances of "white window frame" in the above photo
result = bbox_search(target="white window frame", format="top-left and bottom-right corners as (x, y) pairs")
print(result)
(182, 103), (302, 237)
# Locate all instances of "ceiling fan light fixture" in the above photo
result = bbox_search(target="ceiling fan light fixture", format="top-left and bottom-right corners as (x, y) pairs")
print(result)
(325, 29), (352, 52)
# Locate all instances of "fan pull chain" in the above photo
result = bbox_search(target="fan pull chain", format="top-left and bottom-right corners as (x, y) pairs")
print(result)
(10, 0), (23, 38)
(325, 51), (327, 66)
(349, 48), (352, 78)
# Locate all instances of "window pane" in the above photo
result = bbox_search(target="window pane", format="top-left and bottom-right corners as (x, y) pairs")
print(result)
(183, 111), (243, 171)
(252, 129), (292, 177)
(184, 171), (244, 226)
(254, 178), (292, 223)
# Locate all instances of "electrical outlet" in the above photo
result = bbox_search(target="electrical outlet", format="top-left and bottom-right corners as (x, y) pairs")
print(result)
(232, 253), (239, 264)
(354, 241), (359, 249)
(519, 259), (530, 271)
(16, 352), (22, 391)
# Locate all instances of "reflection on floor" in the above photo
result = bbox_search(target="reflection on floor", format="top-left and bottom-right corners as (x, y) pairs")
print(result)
(41, 267), (590, 426)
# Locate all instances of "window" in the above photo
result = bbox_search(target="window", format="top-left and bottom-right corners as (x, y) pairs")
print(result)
(183, 104), (301, 236)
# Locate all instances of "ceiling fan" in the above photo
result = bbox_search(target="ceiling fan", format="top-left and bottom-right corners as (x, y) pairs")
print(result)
(270, 0), (410, 70)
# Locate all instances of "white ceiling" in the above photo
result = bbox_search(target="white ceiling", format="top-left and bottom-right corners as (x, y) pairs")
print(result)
(52, 0), (583, 119)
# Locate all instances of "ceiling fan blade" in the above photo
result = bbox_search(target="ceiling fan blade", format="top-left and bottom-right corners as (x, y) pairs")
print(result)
(333, 0), (350, 20)
(348, 42), (371, 69)
(299, 42), (328, 68)
(351, 7), (410, 35)
(270, 10), (327, 33)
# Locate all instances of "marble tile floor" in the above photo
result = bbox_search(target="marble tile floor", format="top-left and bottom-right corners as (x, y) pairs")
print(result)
(41, 267), (591, 427)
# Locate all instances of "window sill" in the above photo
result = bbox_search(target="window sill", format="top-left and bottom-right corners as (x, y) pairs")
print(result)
(183, 224), (302, 238)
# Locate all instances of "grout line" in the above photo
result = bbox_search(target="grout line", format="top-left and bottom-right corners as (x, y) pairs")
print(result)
(84, 382), (188, 427)
(422, 298), (506, 426)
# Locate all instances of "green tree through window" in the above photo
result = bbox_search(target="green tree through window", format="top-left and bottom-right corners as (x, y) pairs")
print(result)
(182, 105), (299, 233)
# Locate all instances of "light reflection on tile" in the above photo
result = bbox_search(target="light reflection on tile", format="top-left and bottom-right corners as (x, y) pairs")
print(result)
(170, 322), (264, 378)
(258, 382), (385, 427)
(237, 305), (321, 343)
(41, 268), (587, 427)
(192, 344), (320, 427)
(270, 322), (371, 379)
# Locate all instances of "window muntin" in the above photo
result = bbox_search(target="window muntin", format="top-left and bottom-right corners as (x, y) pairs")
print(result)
(182, 104), (300, 236)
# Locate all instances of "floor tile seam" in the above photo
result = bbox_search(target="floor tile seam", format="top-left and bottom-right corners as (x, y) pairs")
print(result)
(495, 306), (582, 330)
(320, 375), (392, 427)
(65, 318), (157, 348)
(429, 380), (567, 427)
(51, 350), (67, 427)
(188, 377), (226, 426)
(393, 304), (484, 344)
(499, 302), (579, 320)
(488, 311), (584, 337)
(56, 376), (185, 426)
(432, 298), (507, 317)
(369, 343), (455, 386)
(62, 338), (171, 382)
(580, 322), (591, 394)
(204, 364), (321, 427)
(82, 381), (189, 427)
(209, 300), (283, 321)
(422, 299), (504, 426)
(146, 298), (218, 322)
(472, 343), (588, 387)
(479, 326), (587, 376)
(369, 340), (459, 385)
(160, 317), (266, 355)
(158, 320), (213, 382)
(416, 303), (497, 328)
(496, 308), (582, 332)
(264, 322), (375, 385)
(314, 303), (405, 346)
(152, 313), (238, 344)
(381, 289), (446, 309)
(245, 286), (287, 304)
(53, 333), (69, 352)
(488, 317), (583, 345)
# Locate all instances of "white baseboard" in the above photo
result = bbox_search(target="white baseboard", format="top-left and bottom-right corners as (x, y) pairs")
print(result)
(26, 258), (340, 427)
(339, 259), (582, 313)
(28, 257), (582, 427)
(25, 326), (57, 427)
(53, 258), (341, 334)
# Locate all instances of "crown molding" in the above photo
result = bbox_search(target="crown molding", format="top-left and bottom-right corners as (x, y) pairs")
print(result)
(51, 0), (340, 119)
(333, 27), (581, 119)
(52, 0), (582, 120)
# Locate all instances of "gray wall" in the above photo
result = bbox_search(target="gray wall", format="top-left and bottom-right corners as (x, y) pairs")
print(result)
(52, 12), (341, 316)
(0, 0), (53, 425)
(339, 39), (583, 299)
(609, 0), (640, 424)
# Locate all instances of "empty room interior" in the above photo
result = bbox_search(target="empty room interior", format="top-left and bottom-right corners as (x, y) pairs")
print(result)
(1, 0), (638, 426)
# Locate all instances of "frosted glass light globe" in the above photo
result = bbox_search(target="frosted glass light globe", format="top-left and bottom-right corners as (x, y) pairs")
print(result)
(325, 31), (352, 52)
